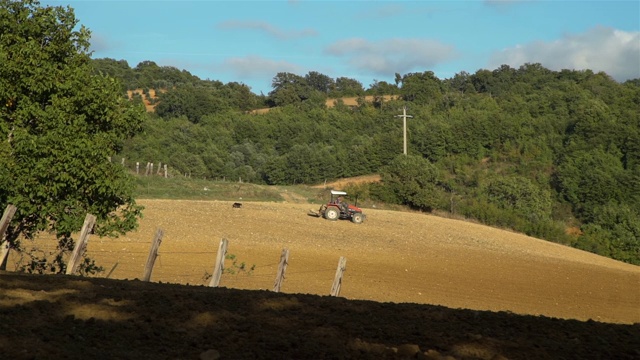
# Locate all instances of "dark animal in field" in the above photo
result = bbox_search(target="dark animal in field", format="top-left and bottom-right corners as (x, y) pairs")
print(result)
(232, 202), (243, 208)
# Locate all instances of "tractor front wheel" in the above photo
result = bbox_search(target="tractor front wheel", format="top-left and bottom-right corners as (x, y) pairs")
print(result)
(324, 207), (340, 221)
(351, 213), (364, 224)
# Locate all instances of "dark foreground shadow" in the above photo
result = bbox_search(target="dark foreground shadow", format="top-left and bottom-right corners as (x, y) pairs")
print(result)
(0, 272), (638, 360)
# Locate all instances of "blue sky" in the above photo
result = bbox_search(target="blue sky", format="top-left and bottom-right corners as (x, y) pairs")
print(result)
(44, 0), (639, 95)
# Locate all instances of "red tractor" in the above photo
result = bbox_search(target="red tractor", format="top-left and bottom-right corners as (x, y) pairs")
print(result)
(308, 190), (366, 224)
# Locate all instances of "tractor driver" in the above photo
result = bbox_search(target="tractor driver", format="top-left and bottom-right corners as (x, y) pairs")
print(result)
(336, 196), (348, 212)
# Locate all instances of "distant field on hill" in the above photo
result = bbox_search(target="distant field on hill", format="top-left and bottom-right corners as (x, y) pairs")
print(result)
(124, 89), (399, 114)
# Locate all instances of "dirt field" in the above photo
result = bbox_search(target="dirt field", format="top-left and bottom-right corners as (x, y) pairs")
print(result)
(126, 89), (400, 115)
(249, 95), (401, 114)
(313, 174), (381, 190)
(1, 198), (639, 359)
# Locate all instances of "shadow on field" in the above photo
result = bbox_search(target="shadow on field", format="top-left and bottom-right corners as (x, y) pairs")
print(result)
(0, 272), (638, 360)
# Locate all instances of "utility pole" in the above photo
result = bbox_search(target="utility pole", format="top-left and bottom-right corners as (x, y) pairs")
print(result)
(395, 106), (413, 155)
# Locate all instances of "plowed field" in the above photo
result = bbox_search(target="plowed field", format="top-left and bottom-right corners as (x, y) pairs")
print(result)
(2, 198), (639, 359)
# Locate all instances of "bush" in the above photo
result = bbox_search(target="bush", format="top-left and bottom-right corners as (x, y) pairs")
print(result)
(380, 155), (441, 211)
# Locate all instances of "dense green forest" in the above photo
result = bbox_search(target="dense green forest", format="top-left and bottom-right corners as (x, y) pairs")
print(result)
(92, 59), (640, 265)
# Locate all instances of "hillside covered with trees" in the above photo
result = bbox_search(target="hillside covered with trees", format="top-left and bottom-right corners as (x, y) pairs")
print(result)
(91, 59), (640, 266)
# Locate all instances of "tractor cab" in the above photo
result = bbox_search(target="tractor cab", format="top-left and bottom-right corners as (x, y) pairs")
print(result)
(329, 190), (347, 205)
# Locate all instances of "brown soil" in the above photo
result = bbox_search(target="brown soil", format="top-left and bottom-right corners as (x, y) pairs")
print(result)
(127, 89), (399, 115)
(1, 198), (639, 359)
(323, 95), (400, 108)
(314, 174), (381, 189)
(249, 95), (400, 114)
(127, 88), (162, 112)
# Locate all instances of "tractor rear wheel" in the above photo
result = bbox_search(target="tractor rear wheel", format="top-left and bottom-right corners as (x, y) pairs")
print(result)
(325, 207), (339, 221)
(351, 213), (364, 224)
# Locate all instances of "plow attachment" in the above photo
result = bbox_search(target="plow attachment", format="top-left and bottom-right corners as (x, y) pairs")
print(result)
(307, 204), (327, 218)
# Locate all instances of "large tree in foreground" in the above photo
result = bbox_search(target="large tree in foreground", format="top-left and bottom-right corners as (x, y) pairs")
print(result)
(0, 0), (145, 273)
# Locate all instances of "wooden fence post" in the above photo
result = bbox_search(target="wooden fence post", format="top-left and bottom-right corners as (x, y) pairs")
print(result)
(164, 164), (167, 178)
(273, 248), (289, 292)
(330, 256), (347, 296)
(209, 238), (228, 287)
(136, 162), (140, 175)
(150, 163), (154, 176)
(106, 262), (119, 279)
(142, 228), (164, 282)
(66, 214), (96, 275)
(0, 204), (17, 270)
(157, 162), (162, 175)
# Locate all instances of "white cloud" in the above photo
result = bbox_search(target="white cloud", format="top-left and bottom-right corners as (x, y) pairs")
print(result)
(488, 26), (640, 81)
(216, 20), (317, 40)
(219, 55), (303, 79)
(325, 38), (458, 76)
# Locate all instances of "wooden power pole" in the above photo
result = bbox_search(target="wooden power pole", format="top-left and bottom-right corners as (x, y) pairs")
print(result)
(395, 106), (413, 155)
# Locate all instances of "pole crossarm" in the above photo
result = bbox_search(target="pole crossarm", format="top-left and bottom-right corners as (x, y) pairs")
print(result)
(394, 106), (413, 155)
